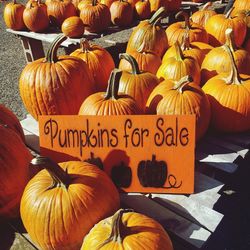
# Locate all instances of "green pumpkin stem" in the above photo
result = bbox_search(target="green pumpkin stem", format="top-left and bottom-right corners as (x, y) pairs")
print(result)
(174, 42), (185, 61)
(104, 69), (123, 100)
(31, 156), (71, 188)
(224, 28), (236, 51)
(176, 11), (191, 29)
(45, 35), (67, 63)
(119, 53), (140, 75)
(173, 75), (193, 93)
(149, 7), (166, 25)
(225, 6), (234, 18)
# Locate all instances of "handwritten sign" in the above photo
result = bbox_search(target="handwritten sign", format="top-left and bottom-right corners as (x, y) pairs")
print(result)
(39, 115), (195, 194)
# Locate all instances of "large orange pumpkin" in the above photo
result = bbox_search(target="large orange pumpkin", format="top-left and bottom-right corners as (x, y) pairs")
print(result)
(20, 156), (120, 250)
(79, 69), (142, 115)
(149, 0), (181, 13)
(19, 35), (94, 120)
(81, 209), (173, 250)
(61, 16), (85, 38)
(71, 39), (115, 91)
(0, 125), (32, 219)
(118, 53), (159, 112)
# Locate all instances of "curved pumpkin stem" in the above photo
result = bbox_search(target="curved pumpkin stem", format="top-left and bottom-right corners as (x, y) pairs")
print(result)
(181, 31), (190, 51)
(225, 6), (234, 18)
(92, 0), (98, 6)
(201, 1), (212, 11)
(175, 11), (191, 29)
(80, 38), (91, 52)
(45, 35), (67, 63)
(173, 75), (193, 93)
(31, 156), (71, 188)
(224, 28), (236, 51)
(149, 7), (166, 25)
(174, 42), (185, 61)
(119, 53), (140, 75)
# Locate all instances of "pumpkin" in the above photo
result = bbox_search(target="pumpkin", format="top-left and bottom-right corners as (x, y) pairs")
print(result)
(111, 162), (132, 188)
(0, 124), (32, 219)
(166, 11), (209, 47)
(99, 0), (116, 8)
(156, 76), (211, 140)
(72, 0), (81, 9)
(126, 7), (168, 57)
(110, 0), (133, 27)
(79, 69), (141, 115)
(3, 0), (26, 30)
(202, 45), (250, 132)
(118, 53), (160, 112)
(157, 42), (201, 84)
(71, 39), (115, 91)
(81, 209), (173, 250)
(127, 0), (140, 8)
(61, 16), (85, 38)
(77, 0), (92, 11)
(205, 7), (247, 47)
(23, 0), (49, 32)
(134, 0), (151, 20)
(20, 156), (120, 250)
(19, 35), (94, 120)
(201, 28), (250, 85)
(190, 2), (216, 28)
(0, 104), (25, 142)
(149, 0), (181, 13)
(231, 0), (250, 16)
(80, 0), (111, 33)
(46, 0), (77, 27)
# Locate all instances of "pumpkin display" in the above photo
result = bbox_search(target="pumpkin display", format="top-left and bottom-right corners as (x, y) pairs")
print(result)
(231, 0), (250, 16)
(149, 0), (181, 13)
(71, 39), (115, 91)
(0, 124), (32, 219)
(118, 53), (160, 112)
(79, 69), (141, 115)
(81, 209), (173, 250)
(23, 0), (49, 32)
(61, 16), (85, 38)
(205, 8), (247, 47)
(3, 0), (26, 30)
(201, 28), (250, 85)
(134, 0), (151, 20)
(156, 76), (211, 140)
(190, 2), (216, 28)
(202, 45), (250, 132)
(80, 0), (111, 33)
(166, 11), (209, 47)
(110, 0), (133, 27)
(126, 7), (168, 57)
(157, 42), (201, 84)
(46, 0), (77, 27)
(19, 35), (94, 120)
(0, 104), (25, 142)
(20, 156), (120, 250)
(111, 162), (132, 188)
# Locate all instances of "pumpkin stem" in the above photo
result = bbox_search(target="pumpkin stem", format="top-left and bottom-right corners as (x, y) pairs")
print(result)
(224, 28), (236, 51)
(175, 11), (191, 29)
(201, 1), (212, 11)
(80, 38), (91, 52)
(174, 42), (184, 61)
(119, 53), (140, 75)
(173, 75), (193, 93)
(13, 0), (17, 4)
(31, 156), (71, 188)
(181, 31), (190, 51)
(225, 6), (234, 18)
(149, 7), (166, 25)
(92, 0), (97, 6)
(45, 35), (67, 63)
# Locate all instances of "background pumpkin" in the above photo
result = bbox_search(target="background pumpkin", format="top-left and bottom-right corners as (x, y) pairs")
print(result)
(61, 16), (85, 38)
(134, 0), (151, 20)
(231, 0), (250, 16)
(149, 0), (181, 13)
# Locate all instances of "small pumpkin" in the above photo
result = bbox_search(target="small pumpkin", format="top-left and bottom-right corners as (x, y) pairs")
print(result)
(19, 35), (94, 120)
(149, 0), (181, 13)
(134, 0), (151, 20)
(111, 161), (132, 188)
(81, 209), (173, 250)
(202, 45), (250, 132)
(3, 0), (26, 30)
(61, 16), (85, 38)
(166, 11), (209, 47)
(20, 156), (120, 250)
(79, 69), (142, 115)
(118, 53), (160, 112)
(71, 39), (115, 91)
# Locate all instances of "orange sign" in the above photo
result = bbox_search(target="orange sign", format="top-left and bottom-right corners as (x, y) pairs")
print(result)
(39, 115), (195, 194)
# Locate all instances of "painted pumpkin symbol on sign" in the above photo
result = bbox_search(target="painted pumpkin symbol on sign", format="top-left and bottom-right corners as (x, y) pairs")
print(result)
(111, 161), (132, 188)
(84, 152), (104, 170)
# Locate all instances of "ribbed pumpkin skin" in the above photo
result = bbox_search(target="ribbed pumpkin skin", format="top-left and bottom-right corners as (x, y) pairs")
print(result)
(61, 16), (85, 38)
(20, 161), (120, 250)
(149, 0), (181, 13)
(4, 0), (26, 30)
(0, 125), (32, 219)
(0, 104), (25, 142)
(81, 210), (173, 250)
(231, 0), (250, 16)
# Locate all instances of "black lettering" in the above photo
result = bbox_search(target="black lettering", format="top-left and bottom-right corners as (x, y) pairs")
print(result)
(110, 129), (118, 147)
(67, 129), (79, 147)
(165, 128), (175, 146)
(124, 119), (132, 148)
(58, 130), (67, 147)
(154, 118), (164, 146)
(131, 128), (141, 147)
(44, 119), (58, 148)
(100, 129), (109, 147)
(141, 128), (149, 147)
(180, 128), (189, 146)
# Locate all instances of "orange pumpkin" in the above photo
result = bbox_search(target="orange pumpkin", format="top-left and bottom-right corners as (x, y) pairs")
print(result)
(79, 69), (142, 115)
(19, 35), (94, 120)
(100, 0), (116, 8)
(81, 209), (173, 250)
(20, 156), (120, 250)
(149, 0), (181, 13)
(118, 53), (159, 112)
(71, 39), (115, 91)
(134, 0), (151, 20)
(77, 0), (92, 11)
(127, 0), (140, 8)
(61, 16), (85, 38)
(157, 42), (201, 84)
(202, 45), (250, 132)
(166, 11), (209, 47)
(231, 0), (250, 16)
(3, 0), (26, 30)
(0, 125), (32, 219)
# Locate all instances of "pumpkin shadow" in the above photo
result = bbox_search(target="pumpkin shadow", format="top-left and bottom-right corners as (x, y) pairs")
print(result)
(0, 220), (15, 250)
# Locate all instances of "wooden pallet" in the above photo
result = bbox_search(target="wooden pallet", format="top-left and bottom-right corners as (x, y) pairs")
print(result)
(3, 114), (249, 250)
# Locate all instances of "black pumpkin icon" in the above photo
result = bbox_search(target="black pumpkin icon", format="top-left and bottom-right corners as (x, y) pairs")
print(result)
(84, 152), (104, 170)
(111, 162), (132, 188)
